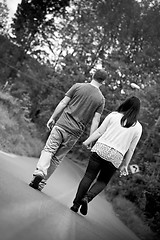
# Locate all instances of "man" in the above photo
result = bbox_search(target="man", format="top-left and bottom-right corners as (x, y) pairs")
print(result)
(29, 69), (107, 191)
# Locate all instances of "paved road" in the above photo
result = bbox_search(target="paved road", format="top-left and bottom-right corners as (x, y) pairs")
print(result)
(0, 151), (140, 240)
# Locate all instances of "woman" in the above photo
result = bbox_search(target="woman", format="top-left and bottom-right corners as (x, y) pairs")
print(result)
(70, 96), (142, 215)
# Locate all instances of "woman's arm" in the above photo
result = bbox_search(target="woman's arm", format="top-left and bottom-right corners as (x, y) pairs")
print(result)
(83, 113), (112, 147)
(83, 129), (102, 147)
(119, 128), (142, 176)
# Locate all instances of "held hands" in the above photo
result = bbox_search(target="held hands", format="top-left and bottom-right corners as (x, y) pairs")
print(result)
(47, 118), (55, 130)
(82, 141), (92, 150)
(119, 165), (129, 177)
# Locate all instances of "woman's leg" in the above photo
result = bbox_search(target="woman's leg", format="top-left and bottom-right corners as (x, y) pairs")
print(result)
(78, 159), (117, 215)
(72, 152), (101, 206)
(86, 160), (117, 202)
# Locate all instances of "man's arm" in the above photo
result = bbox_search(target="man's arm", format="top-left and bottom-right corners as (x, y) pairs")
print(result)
(89, 112), (101, 136)
(87, 112), (101, 148)
(89, 96), (105, 136)
(47, 96), (71, 129)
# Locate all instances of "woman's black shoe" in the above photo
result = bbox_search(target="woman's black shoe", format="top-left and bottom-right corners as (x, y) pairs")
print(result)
(80, 197), (88, 215)
(70, 204), (80, 213)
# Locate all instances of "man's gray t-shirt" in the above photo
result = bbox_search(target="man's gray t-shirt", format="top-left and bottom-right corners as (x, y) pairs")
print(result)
(56, 83), (105, 137)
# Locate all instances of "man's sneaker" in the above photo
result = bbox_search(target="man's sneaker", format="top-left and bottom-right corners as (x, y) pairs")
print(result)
(80, 197), (88, 215)
(38, 179), (47, 191)
(29, 174), (44, 190)
(70, 203), (80, 213)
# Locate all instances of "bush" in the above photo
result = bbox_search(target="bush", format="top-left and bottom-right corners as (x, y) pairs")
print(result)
(110, 196), (155, 240)
(0, 90), (43, 157)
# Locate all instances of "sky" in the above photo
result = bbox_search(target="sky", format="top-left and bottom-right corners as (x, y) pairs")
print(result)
(6, 0), (22, 19)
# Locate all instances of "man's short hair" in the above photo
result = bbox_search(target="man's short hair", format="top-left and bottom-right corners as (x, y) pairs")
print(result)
(93, 69), (107, 83)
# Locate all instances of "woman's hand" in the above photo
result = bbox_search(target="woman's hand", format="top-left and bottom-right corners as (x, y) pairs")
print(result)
(82, 141), (91, 150)
(119, 165), (129, 177)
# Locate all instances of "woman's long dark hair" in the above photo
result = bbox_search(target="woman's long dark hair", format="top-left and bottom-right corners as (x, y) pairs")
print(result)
(117, 96), (141, 128)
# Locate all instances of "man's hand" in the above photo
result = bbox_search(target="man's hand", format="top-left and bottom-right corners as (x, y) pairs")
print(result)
(47, 118), (55, 130)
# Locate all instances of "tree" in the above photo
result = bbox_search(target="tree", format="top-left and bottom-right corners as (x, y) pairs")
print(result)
(11, 0), (70, 53)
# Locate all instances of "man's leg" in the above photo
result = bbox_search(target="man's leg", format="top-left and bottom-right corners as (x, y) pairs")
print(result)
(30, 127), (79, 190)
(35, 151), (52, 177)
(29, 126), (64, 189)
(45, 131), (79, 180)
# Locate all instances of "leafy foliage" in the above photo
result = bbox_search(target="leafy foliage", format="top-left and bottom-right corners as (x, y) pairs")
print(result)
(11, 0), (70, 54)
(0, 0), (9, 35)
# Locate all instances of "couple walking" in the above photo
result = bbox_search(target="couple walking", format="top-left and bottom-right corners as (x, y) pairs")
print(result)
(29, 69), (142, 216)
